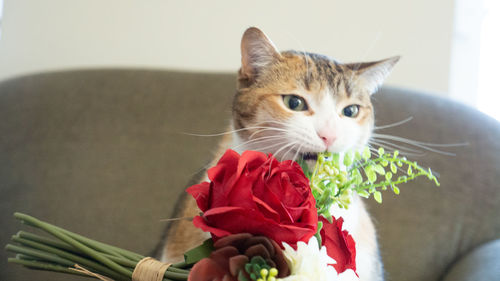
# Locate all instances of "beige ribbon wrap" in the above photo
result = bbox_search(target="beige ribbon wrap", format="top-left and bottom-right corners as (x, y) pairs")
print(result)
(132, 257), (171, 281)
(72, 257), (171, 281)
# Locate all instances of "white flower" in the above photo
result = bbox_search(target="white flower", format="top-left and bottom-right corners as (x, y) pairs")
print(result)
(278, 236), (359, 281)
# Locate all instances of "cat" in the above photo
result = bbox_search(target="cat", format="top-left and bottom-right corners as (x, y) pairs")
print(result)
(159, 27), (399, 281)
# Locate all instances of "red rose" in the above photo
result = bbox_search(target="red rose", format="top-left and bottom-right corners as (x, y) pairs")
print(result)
(187, 149), (318, 247)
(319, 216), (357, 274)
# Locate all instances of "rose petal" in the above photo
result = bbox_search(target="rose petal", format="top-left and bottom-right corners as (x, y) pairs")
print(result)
(186, 182), (211, 211)
(208, 150), (240, 186)
(252, 196), (281, 222)
(202, 207), (316, 246)
(240, 150), (269, 171)
(320, 216), (357, 274)
(192, 216), (232, 238)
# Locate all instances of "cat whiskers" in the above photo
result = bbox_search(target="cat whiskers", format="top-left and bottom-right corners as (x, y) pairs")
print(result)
(187, 136), (290, 178)
(182, 125), (287, 137)
(291, 143), (304, 164)
(289, 125), (325, 152)
(232, 135), (287, 151)
(262, 141), (299, 177)
(272, 141), (299, 161)
(374, 116), (414, 130)
(248, 127), (289, 140)
(253, 120), (291, 129)
(371, 116), (467, 157)
(368, 139), (426, 157)
(371, 133), (466, 156)
(247, 139), (293, 154)
(279, 141), (301, 162)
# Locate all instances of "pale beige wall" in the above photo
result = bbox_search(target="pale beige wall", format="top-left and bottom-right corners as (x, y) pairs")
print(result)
(0, 0), (454, 95)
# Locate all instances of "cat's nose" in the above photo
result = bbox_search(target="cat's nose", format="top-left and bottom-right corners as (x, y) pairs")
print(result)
(318, 130), (337, 148)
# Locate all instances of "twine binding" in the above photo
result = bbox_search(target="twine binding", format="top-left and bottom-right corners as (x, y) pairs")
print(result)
(132, 257), (171, 281)
(71, 257), (171, 281)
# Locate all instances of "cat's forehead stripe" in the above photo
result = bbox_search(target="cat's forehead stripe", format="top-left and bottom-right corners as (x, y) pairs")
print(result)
(308, 53), (337, 90)
(296, 52), (359, 99)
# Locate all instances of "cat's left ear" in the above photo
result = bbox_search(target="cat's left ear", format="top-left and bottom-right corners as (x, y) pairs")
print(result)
(240, 27), (281, 81)
(348, 56), (400, 94)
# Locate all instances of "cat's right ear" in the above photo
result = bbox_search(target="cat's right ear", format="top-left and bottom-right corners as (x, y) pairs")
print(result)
(240, 27), (281, 82)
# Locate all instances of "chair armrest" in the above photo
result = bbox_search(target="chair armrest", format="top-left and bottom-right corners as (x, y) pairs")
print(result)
(441, 239), (500, 281)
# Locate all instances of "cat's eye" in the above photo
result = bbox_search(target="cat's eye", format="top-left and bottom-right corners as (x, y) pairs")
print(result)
(343, 105), (360, 118)
(283, 95), (308, 111)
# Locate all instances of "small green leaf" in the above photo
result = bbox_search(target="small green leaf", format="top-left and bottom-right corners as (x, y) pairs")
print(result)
(374, 191), (382, 203)
(385, 172), (393, 181)
(378, 147), (385, 156)
(314, 221), (324, 246)
(317, 221), (324, 232)
(343, 151), (353, 167)
(393, 185), (400, 195)
(353, 169), (363, 185)
(354, 151), (362, 161)
(326, 215), (333, 224)
(238, 270), (249, 281)
(184, 239), (215, 265)
(374, 164), (385, 175)
(252, 263), (260, 273)
(390, 162), (397, 173)
(407, 166), (413, 175)
(357, 189), (370, 198)
(332, 153), (340, 164)
(362, 147), (371, 160)
(398, 175), (408, 182)
(369, 185), (376, 193)
(366, 167), (377, 183)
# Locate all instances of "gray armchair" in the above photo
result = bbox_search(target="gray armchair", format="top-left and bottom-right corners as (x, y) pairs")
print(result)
(1, 70), (499, 280)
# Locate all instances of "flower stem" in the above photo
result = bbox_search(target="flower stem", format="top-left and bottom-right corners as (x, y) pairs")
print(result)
(8, 257), (91, 277)
(14, 213), (134, 278)
(9, 236), (128, 280)
(9, 213), (191, 281)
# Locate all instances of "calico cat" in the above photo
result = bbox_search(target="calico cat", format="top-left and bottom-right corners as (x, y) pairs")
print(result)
(160, 27), (399, 281)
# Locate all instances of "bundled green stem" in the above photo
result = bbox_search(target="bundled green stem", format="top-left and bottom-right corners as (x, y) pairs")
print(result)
(6, 213), (191, 281)
(299, 147), (440, 220)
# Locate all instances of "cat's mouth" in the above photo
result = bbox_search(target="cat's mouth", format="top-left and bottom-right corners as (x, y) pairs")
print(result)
(300, 152), (318, 161)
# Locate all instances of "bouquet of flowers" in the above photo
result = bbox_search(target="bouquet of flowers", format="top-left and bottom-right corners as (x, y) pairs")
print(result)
(5, 147), (438, 281)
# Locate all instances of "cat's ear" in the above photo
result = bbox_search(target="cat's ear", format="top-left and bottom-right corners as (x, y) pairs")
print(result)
(240, 27), (281, 81)
(348, 56), (400, 94)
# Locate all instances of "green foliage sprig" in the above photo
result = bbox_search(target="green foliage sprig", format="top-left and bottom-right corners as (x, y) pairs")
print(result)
(299, 147), (440, 221)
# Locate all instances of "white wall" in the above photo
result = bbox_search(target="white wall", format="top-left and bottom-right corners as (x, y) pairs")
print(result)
(0, 0), (455, 96)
